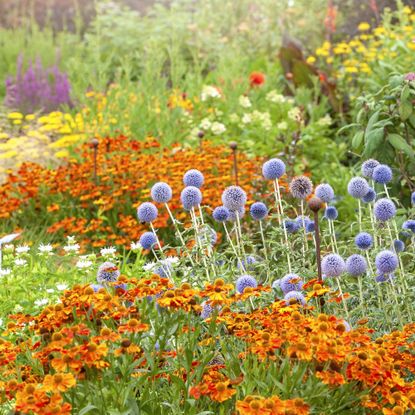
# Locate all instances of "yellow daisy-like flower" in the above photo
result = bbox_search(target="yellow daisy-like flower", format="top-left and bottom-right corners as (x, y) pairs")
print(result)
(358, 22), (370, 31)
(306, 56), (316, 64)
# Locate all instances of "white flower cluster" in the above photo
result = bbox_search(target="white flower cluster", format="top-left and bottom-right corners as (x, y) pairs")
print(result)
(266, 90), (286, 104)
(241, 110), (272, 130)
(201, 85), (221, 101)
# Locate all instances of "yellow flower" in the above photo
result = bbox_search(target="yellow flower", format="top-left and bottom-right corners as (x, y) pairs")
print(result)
(13, 120), (22, 125)
(0, 150), (18, 159)
(7, 112), (23, 120)
(345, 66), (358, 73)
(0, 133), (9, 139)
(403, 6), (412, 14)
(25, 114), (35, 121)
(358, 22), (370, 31)
(306, 56), (316, 64)
(55, 150), (69, 158)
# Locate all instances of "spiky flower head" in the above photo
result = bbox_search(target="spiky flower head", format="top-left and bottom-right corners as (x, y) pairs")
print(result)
(228, 207), (245, 221)
(139, 232), (157, 250)
(222, 186), (247, 210)
(183, 169), (204, 188)
(361, 159), (380, 178)
(137, 202), (158, 223)
(402, 220), (415, 233)
(289, 176), (313, 199)
(355, 232), (373, 250)
(347, 177), (369, 199)
(321, 254), (346, 277)
(306, 221), (315, 233)
(372, 164), (392, 184)
(324, 206), (338, 220)
(393, 239), (405, 253)
(279, 274), (303, 294)
(373, 198), (396, 221)
(97, 262), (120, 283)
(284, 291), (306, 306)
(412, 191), (415, 205)
(212, 206), (230, 223)
(181, 186), (202, 210)
(346, 254), (367, 276)
(315, 183), (335, 203)
(295, 215), (311, 228)
(237, 255), (257, 270)
(283, 220), (300, 233)
(201, 302), (214, 319)
(235, 274), (257, 294)
(362, 187), (376, 203)
(250, 202), (268, 221)
(151, 182), (172, 203)
(375, 273), (395, 283)
(262, 158), (286, 180)
(308, 197), (323, 212)
(375, 250), (398, 274)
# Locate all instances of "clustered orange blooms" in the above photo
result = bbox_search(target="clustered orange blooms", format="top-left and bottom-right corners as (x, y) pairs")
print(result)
(1, 275), (415, 414)
(0, 136), (263, 247)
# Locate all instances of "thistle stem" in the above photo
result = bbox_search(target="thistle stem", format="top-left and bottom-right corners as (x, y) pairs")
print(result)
(259, 220), (270, 283)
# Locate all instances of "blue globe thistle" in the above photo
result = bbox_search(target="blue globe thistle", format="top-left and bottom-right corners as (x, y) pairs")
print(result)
(91, 283), (104, 293)
(345, 254), (367, 276)
(295, 215), (311, 228)
(262, 158), (286, 180)
(279, 273), (303, 294)
(283, 220), (300, 233)
(237, 255), (257, 270)
(228, 207), (245, 221)
(375, 250), (398, 274)
(97, 262), (120, 283)
(289, 176), (313, 199)
(393, 239), (405, 253)
(181, 186), (202, 210)
(372, 164), (392, 184)
(315, 183), (335, 203)
(362, 187), (376, 203)
(324, 206), (338, 220)
(151, 182), (172, 203)
(402, 220), (415, 233)
(321, 253), (346, 277)
(235, 274), (258, 294)
(139, 232), (157, 250)
(183, 169), (204, 188)
(375, 273), (395, 283)
(222, 186), (247, 210)
(212, 206), (230, 223)
(284, 291), (306, 306)
(355, 232), (373, 250)
(306, 221), (315, 233)
(137, 202), (158, 223)
(201, 302), (214, 319)
(373, 198), (396, 221)
(347, 177), (369, 199)
(200, 226), (217, 246)
(412, 191), (415, 205)
(361, 159), (380, 178)
(154, 264), (171, 278)
(272, 279), (281, 290)
(250, 202), (268, 221)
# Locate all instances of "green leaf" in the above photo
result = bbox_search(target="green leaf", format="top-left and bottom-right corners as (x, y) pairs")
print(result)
(388, 133), (415, 157)
(401, 84), (410, 101)
(363, 127), (384, 156)
(399, 100), (413, 121)
(351, 131), (364, 149)
(79, 405), (97, 415)
(365, 109), (380, 134)
(336, 123), (361, 136)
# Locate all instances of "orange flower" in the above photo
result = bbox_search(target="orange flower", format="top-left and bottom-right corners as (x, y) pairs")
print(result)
(208, 380), (236, 403)
(118, 318), (149, 334)
(42, 373), (76, 392)
(249, 71), (266, 87)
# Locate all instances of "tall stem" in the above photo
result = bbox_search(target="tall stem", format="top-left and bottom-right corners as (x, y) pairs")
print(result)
(259, 220), (270, 283)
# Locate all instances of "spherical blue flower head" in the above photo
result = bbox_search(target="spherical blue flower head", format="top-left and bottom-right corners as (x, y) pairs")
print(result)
(201, 302), (214, 319)
(151, 182), (172, 203)
(284, 291), (306, 306)
(372, 164), (392, 184)
(115, 283), (127, 291)
(97, 261), (120, 283)
(345, 254), (367, 276)
(361, 159), (380, 178)
(139, 232), (157, 250)
(200, 225), (217, 246)
(212, 206), (230, 223)
(289, 176), (313, 199)
(347, 177), (369, 199)
(279, 273), (303, 294)
(91, 283), (104, 293)
(283, 220), (300, 234)
(321, 253), (346, 277)
(375, 250), (398, 274)
(235, 274), (258, 294)
(403, 220), (415, 233)
(137, 202), (158, 223)
(228, 207), (245, 222)
(222, 186), (247, 211)
(305, 221), (315, 233)
(362, 187), (376, 203)
(393, 239), (405, 253)
(375, 273), (395, 283)
(355, 232), (373, 250)
(237, 255), (257, 270)
(315, 183), (335, 203)
(295, 215), (311, 228)
(262, 158), (286, 180)
(183, 169), (204, 188)
(272, 279), (281, 290)
(181, 186), (202, 210)
(154, 264), (171, 278)
(374, 198), (396, 222)
(324, 206), (338, 221)
(250, 202), (268, 221)
(412, 191), (415, 205)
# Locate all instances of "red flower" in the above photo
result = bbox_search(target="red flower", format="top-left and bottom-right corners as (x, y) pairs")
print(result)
(249, 72), (265, 87)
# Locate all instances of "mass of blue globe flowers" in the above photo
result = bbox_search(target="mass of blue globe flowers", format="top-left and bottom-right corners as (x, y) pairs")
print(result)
(133, 157), (415, 328)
